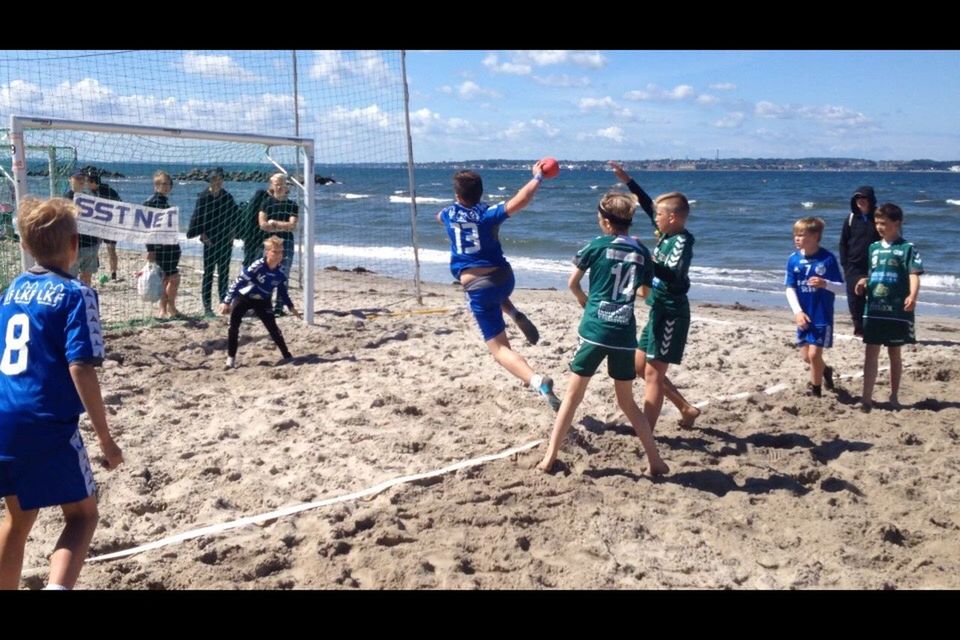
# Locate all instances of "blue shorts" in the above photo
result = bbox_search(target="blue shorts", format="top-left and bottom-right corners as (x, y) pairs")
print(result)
(463, 267), (515, 341)
(0, 430), (96, 510)
(796, 324), (833, 348)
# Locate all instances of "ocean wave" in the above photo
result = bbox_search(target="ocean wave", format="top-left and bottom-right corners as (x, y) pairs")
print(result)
(388, 195), (450, 204)
(947, 199), (960, 206)
(341, 193), (371, 199)
(922, 273), (960, 291)
(801, 201), (815, 208)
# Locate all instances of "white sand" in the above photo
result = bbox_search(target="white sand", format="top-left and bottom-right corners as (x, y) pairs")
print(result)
(11, 269), (960, 589)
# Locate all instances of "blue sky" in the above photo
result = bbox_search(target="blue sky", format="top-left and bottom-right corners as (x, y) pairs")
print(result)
(405, 50), (960, 161)
(1, 50), (957, 163)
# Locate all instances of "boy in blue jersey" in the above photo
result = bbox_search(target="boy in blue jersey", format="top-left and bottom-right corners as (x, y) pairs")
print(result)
(784, 217), (844, 397)
(537, 193), (668, 475)
(0, 197), (123, 590)
(854, 203), (923, 412)
(437, 162), (561, 411)
(220, 235), (300, 368)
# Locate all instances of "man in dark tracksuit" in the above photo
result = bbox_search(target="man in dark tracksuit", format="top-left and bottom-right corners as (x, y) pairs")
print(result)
(839, 185), (881, 337)
(187, 168), (239, 315)
(86, 172), (122, 280)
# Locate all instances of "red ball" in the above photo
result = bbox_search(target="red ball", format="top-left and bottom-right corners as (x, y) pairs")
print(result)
(540, 157), (560, 179)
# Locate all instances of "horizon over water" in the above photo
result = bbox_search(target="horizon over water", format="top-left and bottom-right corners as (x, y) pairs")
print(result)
(21, 165), (960, 319)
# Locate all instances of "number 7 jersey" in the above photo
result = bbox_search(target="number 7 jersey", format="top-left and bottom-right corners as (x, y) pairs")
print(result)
(0, 267), (104, 435)
(439, 202), (510, 279)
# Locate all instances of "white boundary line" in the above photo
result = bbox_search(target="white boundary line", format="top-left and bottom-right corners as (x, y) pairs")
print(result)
(85, 439), (543, 564)
(70, 312), (945, 567)
(691, 367), (889, 409)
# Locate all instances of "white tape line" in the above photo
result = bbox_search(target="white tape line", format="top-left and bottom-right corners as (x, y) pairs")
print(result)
(692, 367), (890, 409)
(86, 439), (543, 563)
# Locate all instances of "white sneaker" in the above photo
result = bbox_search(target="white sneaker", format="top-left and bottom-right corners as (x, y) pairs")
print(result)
(226, 356), (236, 369)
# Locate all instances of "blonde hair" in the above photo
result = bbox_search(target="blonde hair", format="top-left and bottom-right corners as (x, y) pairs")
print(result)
(153, 169), (172, 186)
(268, 173), (287, 191)
(654, 191), (690, 218)
(793, 216), (825, 239)
(263, 235), (284, 252)
(17, 197), (78, 264)
(598, 192), (637, 228)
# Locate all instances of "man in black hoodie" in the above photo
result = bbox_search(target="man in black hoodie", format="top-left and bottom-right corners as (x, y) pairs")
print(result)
(839, 186), (881, 336)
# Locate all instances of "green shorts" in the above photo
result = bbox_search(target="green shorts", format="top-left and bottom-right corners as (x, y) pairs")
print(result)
(570, 337), (636, 381)
(638, 306), (690, 365)
(863, 316), (915, 347)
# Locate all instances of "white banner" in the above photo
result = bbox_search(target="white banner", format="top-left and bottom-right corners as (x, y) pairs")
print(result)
(73, 194), (179, 244)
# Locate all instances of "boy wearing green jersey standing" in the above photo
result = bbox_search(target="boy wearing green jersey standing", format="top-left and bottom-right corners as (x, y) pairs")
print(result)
(537, 193), (668, 476)
(855, 203), (923, 412)
(610, 162), (701, 431)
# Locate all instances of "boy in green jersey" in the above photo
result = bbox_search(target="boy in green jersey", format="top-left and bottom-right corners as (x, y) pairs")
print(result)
(854, 203), (923, 412)
(537, 193), (669, 476)
(610, 162), (701, 431)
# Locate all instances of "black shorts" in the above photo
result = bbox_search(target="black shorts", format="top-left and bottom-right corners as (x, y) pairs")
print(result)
(151, 244), (182, 276)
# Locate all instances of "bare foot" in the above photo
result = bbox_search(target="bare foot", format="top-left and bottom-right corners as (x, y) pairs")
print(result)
(535, 457), (555, 473)
(889, 395), (902, 410)
(678, 405), (701, 429)
(648, 459), (670, 476)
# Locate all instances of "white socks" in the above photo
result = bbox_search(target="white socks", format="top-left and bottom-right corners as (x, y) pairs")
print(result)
(43, 584), (68, 590)
(226, 356), (236, 368)
(529, 374), (544, 391)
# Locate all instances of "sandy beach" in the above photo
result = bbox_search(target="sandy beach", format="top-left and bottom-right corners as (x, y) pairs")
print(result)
(12, 268), (960, 589)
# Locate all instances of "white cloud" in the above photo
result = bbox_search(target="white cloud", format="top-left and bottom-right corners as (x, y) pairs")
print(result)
(496, 118), (560, 140)
(578, 96), (632, 119)
(1, 78), (305, 136)
(625, 84), (696, 102)
(483, 54), (531, 76)
(696, 94), (719, 105)
(755, 100), (790, 118)
(712, 112), (745, 128)
(0, 79), (43, 110)
(457, 80), (500, 100)
(527, 51), (568, 66)
(755, 100), (873, 128)
(522, 50), (606, 68)
(596, 126), (625, 143)
(308, 50), (393, 84)
(710, 82), (736, 91)
(407, 108), (478, 138)
(532, 74), (590, 87)
(485, 50), (607, 75)
(181, 52), (258, 81)
(569, 51), (606, 68)
(530, 119), (560, 137)
(327, 104), (391, 129)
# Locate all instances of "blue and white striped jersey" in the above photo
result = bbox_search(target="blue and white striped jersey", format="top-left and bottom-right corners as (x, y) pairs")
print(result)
(223, 258), (293, 308)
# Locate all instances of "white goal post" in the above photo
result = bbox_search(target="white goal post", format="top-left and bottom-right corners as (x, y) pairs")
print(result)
(9, 114), (317, 324)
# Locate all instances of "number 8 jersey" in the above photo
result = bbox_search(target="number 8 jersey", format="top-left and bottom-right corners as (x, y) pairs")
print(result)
(439, 202), (510, 280)
(0, 267), (104, 456)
